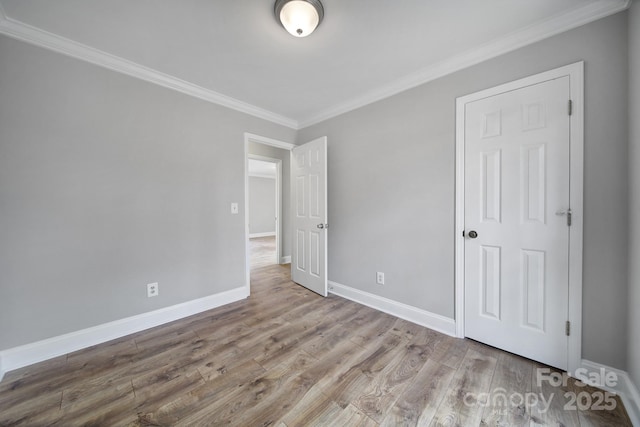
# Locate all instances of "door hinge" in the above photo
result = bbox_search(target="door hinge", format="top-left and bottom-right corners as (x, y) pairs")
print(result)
(565, 320), (571, 336)
(568, 99), (573, 116)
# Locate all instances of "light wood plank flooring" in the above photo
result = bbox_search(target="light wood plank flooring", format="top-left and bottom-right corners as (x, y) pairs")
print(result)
(250, 236), (277, 268)
(0, 262), (631, 425)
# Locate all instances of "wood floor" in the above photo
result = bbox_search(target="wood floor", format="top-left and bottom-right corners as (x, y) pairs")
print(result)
(0, 252), (632, 425)
(250, 236), (277, 269)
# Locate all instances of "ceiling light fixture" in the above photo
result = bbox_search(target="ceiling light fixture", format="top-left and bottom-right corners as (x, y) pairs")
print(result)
(274, 0), (324, 38)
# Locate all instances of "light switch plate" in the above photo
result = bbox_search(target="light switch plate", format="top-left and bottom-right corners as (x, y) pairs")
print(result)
(231, 203), (239, 214)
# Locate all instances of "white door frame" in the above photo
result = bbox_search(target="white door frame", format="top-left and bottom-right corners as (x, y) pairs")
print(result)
(244, 133), (295, 295)
(454, 62), (584, 373)
(248, 154), (282, 261)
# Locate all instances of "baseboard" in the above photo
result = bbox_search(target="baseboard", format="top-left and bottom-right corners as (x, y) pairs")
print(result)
(249, 232), (276, 238)
(328, 280), (456, 337)
(579, 360), (640, 425)
(280, 256), (291, 264)
(0, 286), (248, 381)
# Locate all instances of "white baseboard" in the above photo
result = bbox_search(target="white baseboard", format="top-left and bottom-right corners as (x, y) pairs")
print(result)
(578, 360), (640, 425)
(249, 232), (276, 238)
(328, 280), (456, 337)
(0, 286), (248, 382)
(280, 256), (291, 264)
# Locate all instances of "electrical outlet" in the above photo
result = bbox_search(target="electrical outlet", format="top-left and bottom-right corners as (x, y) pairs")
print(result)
(376, 272), (385, 285)
(147, 282), (159, 297)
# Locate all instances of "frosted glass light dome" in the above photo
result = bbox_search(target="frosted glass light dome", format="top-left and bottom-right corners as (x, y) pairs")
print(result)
(275, 0), (324, 38)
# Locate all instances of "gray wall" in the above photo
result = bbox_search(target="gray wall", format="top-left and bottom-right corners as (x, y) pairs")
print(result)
(249, 176), (276, 235)
(0, 35), (295, 350)
(628, 3), (640, 390)
(298, 13), (629, 370)
(248, 142), (291, 260)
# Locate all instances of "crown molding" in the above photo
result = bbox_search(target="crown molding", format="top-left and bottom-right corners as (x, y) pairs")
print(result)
(0, 11), (299, 129)
(0, 0), (630, 131)
(297, 0), (631, 128)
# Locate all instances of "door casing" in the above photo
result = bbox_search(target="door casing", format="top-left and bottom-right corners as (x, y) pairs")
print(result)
(454, 62), (584, 373)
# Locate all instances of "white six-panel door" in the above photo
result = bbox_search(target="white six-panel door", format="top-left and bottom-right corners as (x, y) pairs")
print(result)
(292, 137), (328, 296)
(464, 77), (571, 369)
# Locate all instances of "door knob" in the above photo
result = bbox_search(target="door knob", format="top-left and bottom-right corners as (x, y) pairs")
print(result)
(556, 209), (572, 226)
(317, 224), (324, 229)
(468, 230), (478, 239)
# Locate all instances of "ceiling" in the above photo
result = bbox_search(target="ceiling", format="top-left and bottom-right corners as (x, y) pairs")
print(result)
(0, 0), (630, 129)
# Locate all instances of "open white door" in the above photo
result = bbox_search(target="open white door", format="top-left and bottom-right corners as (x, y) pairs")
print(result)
(291, 137), (327, 296)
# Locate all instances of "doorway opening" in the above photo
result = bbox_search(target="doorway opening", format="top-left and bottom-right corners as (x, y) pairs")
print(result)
(248, 157), (280, 269)
(244, 133), (295, 295)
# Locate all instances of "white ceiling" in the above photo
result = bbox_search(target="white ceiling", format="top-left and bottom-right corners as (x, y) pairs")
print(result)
(0, 0), (630, 128)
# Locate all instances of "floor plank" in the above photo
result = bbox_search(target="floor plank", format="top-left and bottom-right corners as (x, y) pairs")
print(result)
(279, 384), (342, 426)
(480, 352), (533, 426)
(529, 363), (581, 427)
(352, 338), (433, 423)
(250, 236), (278, 268)
(380, 359), (455, 427)
(429, 348), (498, 426)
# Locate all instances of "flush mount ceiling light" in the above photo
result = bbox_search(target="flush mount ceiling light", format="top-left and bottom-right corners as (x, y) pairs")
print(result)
(274, 0), (324, 38)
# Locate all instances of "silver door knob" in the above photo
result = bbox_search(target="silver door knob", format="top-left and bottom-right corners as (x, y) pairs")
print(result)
(317, 224), (324, 229)
(468, 230), (478, 239)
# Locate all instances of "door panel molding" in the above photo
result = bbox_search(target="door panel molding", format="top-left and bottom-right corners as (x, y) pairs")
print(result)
(454, 62), (584, 372)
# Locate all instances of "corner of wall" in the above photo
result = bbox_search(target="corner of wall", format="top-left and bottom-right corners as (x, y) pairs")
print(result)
(623, 376), (640, 426)
(579, 360), (640, 425)
(0, 354), (5, 382)
(628, 0), (640, 409)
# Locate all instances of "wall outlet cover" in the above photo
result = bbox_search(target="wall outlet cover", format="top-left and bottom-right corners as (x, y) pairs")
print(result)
(147, 282), (159, 297)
